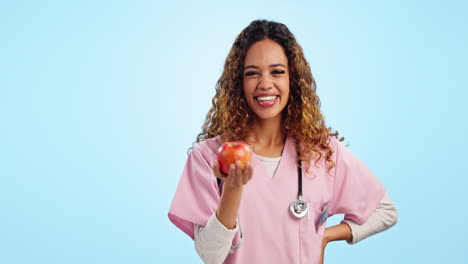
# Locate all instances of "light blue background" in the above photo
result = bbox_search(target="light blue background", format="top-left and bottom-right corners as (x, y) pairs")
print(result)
(1, 0), (467, 263)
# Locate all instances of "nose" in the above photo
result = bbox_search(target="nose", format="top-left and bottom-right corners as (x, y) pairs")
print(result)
(257, 76), (273, 90)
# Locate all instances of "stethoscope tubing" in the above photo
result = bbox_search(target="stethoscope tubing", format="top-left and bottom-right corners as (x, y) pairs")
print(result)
(290, 152), (309, 219)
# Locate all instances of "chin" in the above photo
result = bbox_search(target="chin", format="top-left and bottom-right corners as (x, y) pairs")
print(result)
(254, 112), (282, 121)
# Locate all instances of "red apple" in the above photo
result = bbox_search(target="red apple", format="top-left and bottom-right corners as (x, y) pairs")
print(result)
(217, 141), (252, 175)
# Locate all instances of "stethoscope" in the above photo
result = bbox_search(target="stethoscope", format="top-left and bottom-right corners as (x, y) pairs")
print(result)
(289, 152), (310, 219)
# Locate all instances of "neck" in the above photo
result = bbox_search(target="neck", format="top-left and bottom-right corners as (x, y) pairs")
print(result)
(247, 116), (285, 147)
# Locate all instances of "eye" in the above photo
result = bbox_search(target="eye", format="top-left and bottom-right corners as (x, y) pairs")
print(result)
(245, 71), (259, 76)
(272, 70), (285, 75)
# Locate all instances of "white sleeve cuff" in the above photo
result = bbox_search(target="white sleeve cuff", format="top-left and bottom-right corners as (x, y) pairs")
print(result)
(205, 212), (239, 238)
(193, 213), (239, 264)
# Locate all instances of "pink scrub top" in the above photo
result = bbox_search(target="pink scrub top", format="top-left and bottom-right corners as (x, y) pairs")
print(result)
(168, 136), (385, 263)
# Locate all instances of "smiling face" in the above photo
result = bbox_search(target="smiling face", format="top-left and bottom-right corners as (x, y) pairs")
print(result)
(243, 38), (290, 122)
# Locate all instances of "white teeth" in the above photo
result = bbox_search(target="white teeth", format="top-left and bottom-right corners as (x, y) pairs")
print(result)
(256, 96), (277, 101)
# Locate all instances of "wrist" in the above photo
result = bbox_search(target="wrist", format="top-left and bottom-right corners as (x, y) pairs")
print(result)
(222, 184), (244, 194)
(322, 228), (331, 244)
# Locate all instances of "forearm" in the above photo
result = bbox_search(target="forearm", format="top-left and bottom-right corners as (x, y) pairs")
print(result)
(216, 185), (243, 229)
(323, 223), (353, 244)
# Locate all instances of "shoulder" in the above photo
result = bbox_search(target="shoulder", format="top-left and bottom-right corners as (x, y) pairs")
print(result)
(295, 135), (342, 153)
(192, 136), (223, 158)
(327, 136), (342, 150)
(327, 136), (352, 163)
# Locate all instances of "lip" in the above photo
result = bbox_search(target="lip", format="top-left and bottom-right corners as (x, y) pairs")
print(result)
(254, 93), (279, 98)
(254, 94), (279, 108)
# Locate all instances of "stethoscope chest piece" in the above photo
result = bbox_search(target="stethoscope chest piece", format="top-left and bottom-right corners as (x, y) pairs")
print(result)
(290, 198), (308, 218)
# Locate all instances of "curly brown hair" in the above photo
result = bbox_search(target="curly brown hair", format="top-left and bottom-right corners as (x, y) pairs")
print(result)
(196, 19), (344, 172)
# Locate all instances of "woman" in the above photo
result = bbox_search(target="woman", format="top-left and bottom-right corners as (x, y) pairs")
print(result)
(169, 19), (397, 264)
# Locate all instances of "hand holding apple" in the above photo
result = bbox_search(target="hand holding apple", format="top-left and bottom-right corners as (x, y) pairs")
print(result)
(217, 141), (252, 174)
(212, 141), (253, 188)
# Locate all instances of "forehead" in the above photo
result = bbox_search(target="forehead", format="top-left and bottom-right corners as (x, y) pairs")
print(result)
(244, 39), (288, 66)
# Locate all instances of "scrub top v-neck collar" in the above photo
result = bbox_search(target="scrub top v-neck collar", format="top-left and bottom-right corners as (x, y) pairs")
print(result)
(251, 136), (296, 181)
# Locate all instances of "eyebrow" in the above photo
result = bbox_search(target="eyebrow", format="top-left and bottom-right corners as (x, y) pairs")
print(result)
(243, 64), (287, 70)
